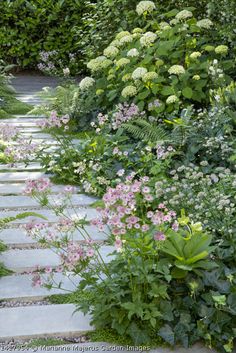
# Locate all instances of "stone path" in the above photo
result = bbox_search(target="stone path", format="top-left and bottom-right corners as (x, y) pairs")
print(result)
(0, 76), (223, 353)
(0, 76), (108, 342)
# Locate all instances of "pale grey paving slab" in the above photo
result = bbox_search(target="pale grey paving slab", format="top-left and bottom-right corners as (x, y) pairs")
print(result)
(1, 249), (60, 272)
(0, 304), (92, 340)
(0, 194), (98, 209)
(1, 246), (114, 272)
(0, 273), (81, 300)
(0, 162), (42, 171)
(21, 132), (53, 139)
(0, 225), (108, 246)
(0, 120), (38, 126)
(0, 183), (80, 195)
(15, 128), (42, 133)
(0, 207), (98, 224)
(0, 171), (51, 183)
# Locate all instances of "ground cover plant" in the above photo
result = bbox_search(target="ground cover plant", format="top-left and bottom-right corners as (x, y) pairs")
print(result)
(2, 1), (236, 352)
(0, 60), (31, 118)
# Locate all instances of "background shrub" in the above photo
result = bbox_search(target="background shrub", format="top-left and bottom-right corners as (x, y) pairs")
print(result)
(0, 0), (85, 72)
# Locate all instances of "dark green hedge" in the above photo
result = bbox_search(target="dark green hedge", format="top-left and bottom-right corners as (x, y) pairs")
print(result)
(0, 0), (85, 69)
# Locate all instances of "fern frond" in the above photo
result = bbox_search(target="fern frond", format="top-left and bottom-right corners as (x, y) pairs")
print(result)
(122, 119), (169, 143)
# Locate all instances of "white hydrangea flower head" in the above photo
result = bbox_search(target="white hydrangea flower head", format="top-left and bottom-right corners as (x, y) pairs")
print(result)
(121, 85), (137, 98)
(215, 45), (228, 55)
(110, 39), (120, 47)
(103, 46), (119, 58)
(127, 48), (139, 57)
(142, 71), (158, 82)
(140, 31), (157, 46)
(175, 10), (193, 21)
(166, 95), (179, 104)
(159, 22), (171, 30)
(87, 56), (108, 72)
(116, 58), (130, 67)
(190, 51), (202, 60)
(192, 75), (201, 80)
(168, 65), (185, 75)
(132, 67), (148, 80)
(116, 31), (131, 40)
(132, 28), (143, 34)
(79, 77), (95, 91)
(136, 1), (156, 16)
(119, 35), (133, 45)
(196, 19), (213, 29)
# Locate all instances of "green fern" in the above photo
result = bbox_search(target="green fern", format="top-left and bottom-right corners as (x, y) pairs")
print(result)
(122, 118), (169, 143)
(0, 212), (47, 229)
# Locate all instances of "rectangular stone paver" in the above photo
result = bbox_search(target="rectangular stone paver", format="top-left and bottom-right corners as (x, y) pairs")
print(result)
(1, 246), (114, 272)
(0, 162), (42, 171)
(0, 183), (80, 195)
(0, 225), (107, 246)
(0, 194), (98, 209)
(0, 120), (38, 126)
(21, 132), (53, 139)
(0, 304), (92, 340)
(0, 273), (81, 300)
(0, 207), (98, 224)
(0, 172), (51, 183)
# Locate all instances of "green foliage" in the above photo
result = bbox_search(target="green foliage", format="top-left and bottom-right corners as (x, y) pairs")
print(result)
(0, 211), (47, 229)
(82, 8), (234, 116)
(121, 119), (168, 143)
(0, 0), (85, 71)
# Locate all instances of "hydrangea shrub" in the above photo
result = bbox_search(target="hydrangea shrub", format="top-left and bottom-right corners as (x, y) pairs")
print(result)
(82, 5), (232, 115)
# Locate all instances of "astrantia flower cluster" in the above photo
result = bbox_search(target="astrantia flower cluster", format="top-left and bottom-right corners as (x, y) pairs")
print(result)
(37, 111), (70, 130)
(79, 77), (95, 91)
(136, 1), (156, 16)
(91, 177), (177, 250)
(111, 103), (142, 130)
(24, 178), (51, 194)
(0, 124), (19, 141)
(4, 138), (41, 163)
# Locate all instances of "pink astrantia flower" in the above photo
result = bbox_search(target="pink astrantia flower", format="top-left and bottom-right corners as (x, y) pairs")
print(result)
(154, 231), (166, 241)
